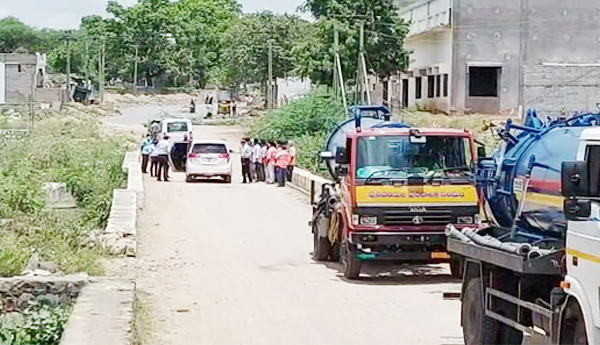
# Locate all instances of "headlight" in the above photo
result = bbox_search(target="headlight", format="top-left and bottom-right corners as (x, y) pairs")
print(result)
(457, 216), (474, 224)
(360, 216), (378, 225)
(352, 214), (360, 225)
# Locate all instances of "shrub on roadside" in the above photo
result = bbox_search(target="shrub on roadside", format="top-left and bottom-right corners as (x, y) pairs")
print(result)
(0, 114), (128, 277)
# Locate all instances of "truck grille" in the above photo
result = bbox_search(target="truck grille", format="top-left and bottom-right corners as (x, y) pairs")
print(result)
(381, 209), (453, 226)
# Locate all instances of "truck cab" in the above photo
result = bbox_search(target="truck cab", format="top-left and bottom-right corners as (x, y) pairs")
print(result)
(313, 106), (478, 279)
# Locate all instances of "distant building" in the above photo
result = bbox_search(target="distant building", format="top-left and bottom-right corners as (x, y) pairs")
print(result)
(0, 54), (37, 104)
(393, 0), (600, 114)
(0, 53), (65, 105)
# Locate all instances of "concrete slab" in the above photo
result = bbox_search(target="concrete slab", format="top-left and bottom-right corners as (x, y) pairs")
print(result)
(60, 279), (135, 345)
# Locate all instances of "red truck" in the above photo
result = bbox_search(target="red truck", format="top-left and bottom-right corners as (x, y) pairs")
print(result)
(311, 105), (480, 279)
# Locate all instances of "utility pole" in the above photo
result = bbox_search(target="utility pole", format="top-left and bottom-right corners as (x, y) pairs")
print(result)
(65, 31), (71, 99)
(267, 40), (273, 109)
(333, 25), (347, 109)
(133, 45), (138, 94)
(357, 22), (371, 105)
(98, 38), (105, 103)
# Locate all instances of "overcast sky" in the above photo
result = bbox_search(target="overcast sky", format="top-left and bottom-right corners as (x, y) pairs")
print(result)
(0, 0), (307, 29)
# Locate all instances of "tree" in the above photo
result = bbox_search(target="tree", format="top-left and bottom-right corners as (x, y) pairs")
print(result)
(297, 0), (409, 86)
(220, 11), (311, 89)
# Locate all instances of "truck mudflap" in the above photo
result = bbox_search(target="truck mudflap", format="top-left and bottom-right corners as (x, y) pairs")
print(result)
(350, 232), (450, 262)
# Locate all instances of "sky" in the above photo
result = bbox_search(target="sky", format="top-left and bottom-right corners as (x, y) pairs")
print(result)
(0, 0), (307, 30)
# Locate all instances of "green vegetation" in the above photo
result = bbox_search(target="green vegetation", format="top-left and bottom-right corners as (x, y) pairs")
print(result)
(0, 304), (73, 345)
(251, 92), (346, 175)
(252, 95), (503, 177)
(0, 113), (128, 276)
(0, 0), (409, 92)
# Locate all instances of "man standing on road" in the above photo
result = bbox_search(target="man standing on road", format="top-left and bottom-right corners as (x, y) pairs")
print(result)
(141, 134), (153, 173)
(155, 135), (171, 182)
(276, 142), (291, 187)
(266, 142), (277, 184)
(252, 139), (263, 182)
(149, 140), (159, 177)
(287, 140), (297, 182)
(241, 139), (253, 184)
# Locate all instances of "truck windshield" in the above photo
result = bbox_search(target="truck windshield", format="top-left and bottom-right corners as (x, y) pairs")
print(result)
(356, 135), (473, 181)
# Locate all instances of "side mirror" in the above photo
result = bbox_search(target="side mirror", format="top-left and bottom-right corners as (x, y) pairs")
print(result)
(561, 161), (589, 197)
(335, 165), (349, 176)
(477, 146), (486, 159)
(335, 147), (349, 165)
(564, 199), (592, 221)
(229, 149), (233, 154)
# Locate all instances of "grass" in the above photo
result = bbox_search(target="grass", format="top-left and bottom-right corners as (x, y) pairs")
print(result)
(0, 109), (129, 277)
(133, 291), (157, 345)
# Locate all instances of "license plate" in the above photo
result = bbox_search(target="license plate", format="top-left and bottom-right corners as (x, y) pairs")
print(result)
(431, 252), (450, 260)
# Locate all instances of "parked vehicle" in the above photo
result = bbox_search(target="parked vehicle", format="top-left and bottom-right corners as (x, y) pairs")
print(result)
(312, 105), (479, 279)
(447, 111), (600, 345)
(186, 140), (232, 183)
(160, 118), (193, 172)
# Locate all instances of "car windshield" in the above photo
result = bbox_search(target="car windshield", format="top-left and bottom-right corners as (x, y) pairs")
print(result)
(356, 135), (473, 182)
(192, 144), (227, 154)
(167, 122), (189, 132)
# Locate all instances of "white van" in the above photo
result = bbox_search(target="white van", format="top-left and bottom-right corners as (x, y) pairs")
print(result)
(161, 119), (193, 143)
(160, 119), (193, 172)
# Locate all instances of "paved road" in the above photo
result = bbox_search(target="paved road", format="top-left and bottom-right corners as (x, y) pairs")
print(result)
(113, 109), (464, 345)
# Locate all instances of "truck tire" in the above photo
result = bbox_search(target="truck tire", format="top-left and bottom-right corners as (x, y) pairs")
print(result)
(450, 255), (463, 279)
(560, 300), (589, 345)
(313, 215), (331, 261)
(462, 278), (498, 345)
(313, 232), (331, 261)
(341, 241), (361, 279)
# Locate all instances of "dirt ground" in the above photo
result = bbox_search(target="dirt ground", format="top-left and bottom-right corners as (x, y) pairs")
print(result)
(109, 107), (465, 345)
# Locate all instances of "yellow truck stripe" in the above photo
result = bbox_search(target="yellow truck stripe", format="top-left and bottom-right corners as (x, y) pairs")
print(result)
(566, 248), (600, 265)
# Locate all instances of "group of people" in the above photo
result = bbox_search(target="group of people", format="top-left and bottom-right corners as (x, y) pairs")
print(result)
(141, 134), (172, 182)
(240, 139), (297, 186)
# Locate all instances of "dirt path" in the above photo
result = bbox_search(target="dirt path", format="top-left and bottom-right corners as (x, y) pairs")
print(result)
(120, 123), (465, 345)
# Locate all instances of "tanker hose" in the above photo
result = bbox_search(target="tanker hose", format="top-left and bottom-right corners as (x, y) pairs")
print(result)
(445, 224), (473, 243)
(328, 210), (340, 244)
(527, 248), (554, 259)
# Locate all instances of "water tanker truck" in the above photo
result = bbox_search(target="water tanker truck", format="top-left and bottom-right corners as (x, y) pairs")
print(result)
(312, 105), (479, 279)
(447, 111), (600, 345)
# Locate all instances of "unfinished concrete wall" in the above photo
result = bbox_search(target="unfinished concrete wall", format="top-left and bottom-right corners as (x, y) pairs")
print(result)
(452, 0), (521, 113)
(523, 65), (600, 114)
(4, 64), (35, 103)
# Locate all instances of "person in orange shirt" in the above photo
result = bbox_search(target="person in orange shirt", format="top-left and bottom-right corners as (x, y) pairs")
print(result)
(266, 141), (277, 184)
(287, 140), (297, 182)
(275, 142), (291, 187)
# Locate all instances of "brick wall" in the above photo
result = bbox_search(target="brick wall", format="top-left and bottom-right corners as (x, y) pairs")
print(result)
(523, 65), (600, 115)
(5, 64), (35, 103)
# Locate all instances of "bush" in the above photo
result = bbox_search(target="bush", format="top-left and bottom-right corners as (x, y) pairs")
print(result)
(0, 113), (127, 276)
(0, 304), (72, 345)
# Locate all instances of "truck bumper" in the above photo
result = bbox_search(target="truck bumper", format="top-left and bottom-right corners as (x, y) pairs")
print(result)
(350, 232), (450, 262)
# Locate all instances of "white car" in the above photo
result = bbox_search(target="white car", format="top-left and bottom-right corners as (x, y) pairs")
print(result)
(186, 140), (232, 183)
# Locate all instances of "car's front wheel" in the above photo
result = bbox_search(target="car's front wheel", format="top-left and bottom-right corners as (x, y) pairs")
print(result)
(223, 175), (232, 184)
(186, 175), (193, 183)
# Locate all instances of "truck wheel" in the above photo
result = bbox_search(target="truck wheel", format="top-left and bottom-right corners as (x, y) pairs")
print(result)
(313, 231), (331, 261)
(462, 278), (498, 345)
(329, 242), (341, 262)
(341, 241), (361, 279)
(560, 300), (589, 345)
(450, 255), (463, 279)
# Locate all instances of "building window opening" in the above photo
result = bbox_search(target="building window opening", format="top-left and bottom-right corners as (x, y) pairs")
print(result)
(18, 65), (22, 73)
(427, 75), (435, 98)
(415, 77), (422, 99)
(443, 74), (449, 97)
(469, 66), (500, 97)
(436, 75), (441, 97)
